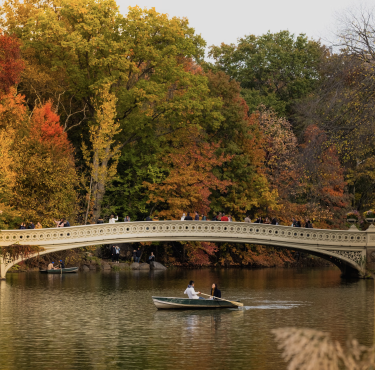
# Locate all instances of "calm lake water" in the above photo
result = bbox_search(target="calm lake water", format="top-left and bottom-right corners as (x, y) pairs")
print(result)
(0, 267), (373, 370)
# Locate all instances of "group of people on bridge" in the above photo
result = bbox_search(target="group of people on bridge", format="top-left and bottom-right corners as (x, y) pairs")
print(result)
(16, 212), (314, 230)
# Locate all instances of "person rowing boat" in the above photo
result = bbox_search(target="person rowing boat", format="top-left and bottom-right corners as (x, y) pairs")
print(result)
(184, 280), (204, 300)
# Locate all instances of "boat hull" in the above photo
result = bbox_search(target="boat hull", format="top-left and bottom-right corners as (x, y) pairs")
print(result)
(152, 296), (238, 309)
(40, 267), (78, 274)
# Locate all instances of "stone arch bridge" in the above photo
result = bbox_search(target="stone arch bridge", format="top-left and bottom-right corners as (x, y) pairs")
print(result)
(1, 221), (375, 279)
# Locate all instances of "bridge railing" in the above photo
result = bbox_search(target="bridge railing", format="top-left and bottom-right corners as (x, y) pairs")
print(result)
(0, 221), (370, 248)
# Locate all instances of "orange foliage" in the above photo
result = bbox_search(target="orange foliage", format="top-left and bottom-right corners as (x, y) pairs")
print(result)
(30, 102), (72, 156)
(145, 126), (232, 219)
(0, 32), (24, 92)
(185, 242), (218, 266)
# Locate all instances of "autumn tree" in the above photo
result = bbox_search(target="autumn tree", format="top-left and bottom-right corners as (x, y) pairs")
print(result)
(1, 1), (223, 218)
(0, 32), (24, 93)
(249, 107), (299, 222)
(204, 70), (275, 220)
(144, 126), (232, 220)
(9, 102), (79, 226)
(209, 31), (324, 119)
(82, 85), (121, 222)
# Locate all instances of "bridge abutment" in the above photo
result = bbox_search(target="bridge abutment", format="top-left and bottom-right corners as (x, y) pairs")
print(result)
(0, 257), (6, 280)
(364, 225), (375, 277)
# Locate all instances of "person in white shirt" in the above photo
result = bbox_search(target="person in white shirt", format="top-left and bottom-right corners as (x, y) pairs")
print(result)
(109, 215), (118, 224)
(184, 280), (203, 299)
(181, 213), (186, 221)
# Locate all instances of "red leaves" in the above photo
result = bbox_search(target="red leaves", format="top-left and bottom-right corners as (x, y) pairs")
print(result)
(0, 32), (24, 93)
(30, 102), (72, 156)
(185, 242), (218, 266)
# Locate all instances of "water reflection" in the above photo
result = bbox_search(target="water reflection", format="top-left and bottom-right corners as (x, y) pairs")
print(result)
(0, 267), (373, 370)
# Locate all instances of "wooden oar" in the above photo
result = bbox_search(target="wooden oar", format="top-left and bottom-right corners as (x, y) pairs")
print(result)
(200, 292), (243, 307)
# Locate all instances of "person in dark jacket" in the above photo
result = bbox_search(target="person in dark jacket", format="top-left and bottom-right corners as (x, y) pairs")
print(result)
(136, 247), (142, 262)
(97, 217), (104, 224)
(132, 249), (137, 262)
(19, 223), (26, 229)
(184, 213), (193, 220)
(194, 212), (199, 220)
(148, 252), (155, 264)
(145, 216), (152, 221)
(28, 222), (35, 229)
(58, 260), (65, 269)
(111, 245), (116, 262)
(210, 283), (221, 299)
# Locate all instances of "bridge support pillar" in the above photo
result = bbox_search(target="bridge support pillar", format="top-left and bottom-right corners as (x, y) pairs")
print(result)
(365, 225), (375, 276)
(0, 257), (6, 280)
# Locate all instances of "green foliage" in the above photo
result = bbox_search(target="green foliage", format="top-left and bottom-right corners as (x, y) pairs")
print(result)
(209, 31), (324, 118)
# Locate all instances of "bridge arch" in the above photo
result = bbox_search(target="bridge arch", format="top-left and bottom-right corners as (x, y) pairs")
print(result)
(0, 221), (370, 278)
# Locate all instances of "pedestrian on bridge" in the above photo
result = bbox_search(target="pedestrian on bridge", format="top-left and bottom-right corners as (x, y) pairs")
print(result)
(184, 213), (193, 221)
(109, 215), (118, 224)
(221, 214), (229, 222)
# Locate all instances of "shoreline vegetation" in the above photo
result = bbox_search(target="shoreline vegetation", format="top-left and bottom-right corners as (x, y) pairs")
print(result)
(7, 245), (333, 273)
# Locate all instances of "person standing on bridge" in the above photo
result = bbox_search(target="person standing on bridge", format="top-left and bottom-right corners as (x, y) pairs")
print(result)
(184, 213), (193, 221)
(244, 216), (251, 223)
(124, 215), (131, 222)
(109, 215), (118, 224)
(54, 218), (64, 227)
(181, 213), (186, 220)
(194, 212), (200, 220)
(221, 214), (229, 222)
